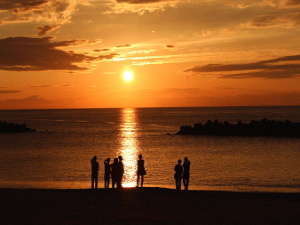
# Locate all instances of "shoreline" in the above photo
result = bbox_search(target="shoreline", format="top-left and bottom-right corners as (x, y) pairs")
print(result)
(2, 187), (300, 225)
(2, 181), (300, 193)
(2, 186), (300, 194)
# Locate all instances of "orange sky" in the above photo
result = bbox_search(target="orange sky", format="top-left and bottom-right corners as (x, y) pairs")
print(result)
(0, 0), (300, 109)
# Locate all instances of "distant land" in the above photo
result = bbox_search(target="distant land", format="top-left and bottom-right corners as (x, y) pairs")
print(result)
(177, 119), (300, 137)
(0, 121), (35, 133)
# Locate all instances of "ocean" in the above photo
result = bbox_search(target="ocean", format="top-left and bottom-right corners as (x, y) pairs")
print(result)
(1, 106), (300, 192)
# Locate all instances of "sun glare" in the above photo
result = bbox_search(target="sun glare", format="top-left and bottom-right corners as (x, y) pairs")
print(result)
(122, 70), (134, 83)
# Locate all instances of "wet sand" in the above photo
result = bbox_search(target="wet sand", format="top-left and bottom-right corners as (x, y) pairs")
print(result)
(1, 187), (300, 225)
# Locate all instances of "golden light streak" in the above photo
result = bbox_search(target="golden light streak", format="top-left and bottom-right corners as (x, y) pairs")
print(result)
(119, 108), (138, 187)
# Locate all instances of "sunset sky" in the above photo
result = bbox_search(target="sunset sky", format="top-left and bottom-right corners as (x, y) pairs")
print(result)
(1, 0), (300, 109)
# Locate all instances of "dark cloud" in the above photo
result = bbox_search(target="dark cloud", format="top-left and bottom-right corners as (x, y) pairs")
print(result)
(0, 0), (87, 36)
(116, 0), (172, 4)
(0, 36), (117, 71)
(37, 25), (60, 36)
(94, 48), (110, 52)
(0, 95), (50, 109)
(0, 90), (21, 94)
(250, 15), (283, 27)
(286, 0), (300, 6)
(129, 88), (300, 106)
(115, 44), (131, 48)
(31, 85), (51, 88)
(166, 44), (175, 48)
(0, 0), (47, 10)
(164, 88), (300, 106)
(248, 13), (300, 28)
(185, 54), (300, 79)
(205, 92), (300, 106)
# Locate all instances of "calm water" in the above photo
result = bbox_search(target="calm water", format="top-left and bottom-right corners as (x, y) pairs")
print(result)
(1, 106), (300, 192)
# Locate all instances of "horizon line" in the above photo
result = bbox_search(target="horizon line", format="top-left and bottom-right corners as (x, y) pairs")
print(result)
(0, 105), (300, 111)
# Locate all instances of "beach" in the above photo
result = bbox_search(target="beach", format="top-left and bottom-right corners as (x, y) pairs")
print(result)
(2, 188), (300, 225)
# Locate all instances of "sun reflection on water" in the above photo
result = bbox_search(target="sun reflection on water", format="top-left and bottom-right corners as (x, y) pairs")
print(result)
(119, 108), (138, 187)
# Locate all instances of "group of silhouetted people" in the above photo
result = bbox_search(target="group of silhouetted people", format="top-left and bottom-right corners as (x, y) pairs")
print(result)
(91, 154), (190, 190)
(91, 155), (124, 189)
(105, 156), (125, 189)
(91, 154), (146, 189)
(174, 157), (190, 190)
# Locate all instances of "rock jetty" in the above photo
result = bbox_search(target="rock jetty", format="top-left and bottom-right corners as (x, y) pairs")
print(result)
(176, 119), (300, 137)
(0, 121), (36, 133)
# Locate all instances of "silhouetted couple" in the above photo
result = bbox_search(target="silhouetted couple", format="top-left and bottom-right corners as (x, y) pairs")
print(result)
(174, 157), (190, 191)
(104, 156), (124, 189)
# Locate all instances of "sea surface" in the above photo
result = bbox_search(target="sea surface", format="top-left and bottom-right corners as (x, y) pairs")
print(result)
(1, 106), (300, 192)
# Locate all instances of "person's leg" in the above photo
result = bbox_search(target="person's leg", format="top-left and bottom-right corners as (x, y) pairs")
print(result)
(92, 177), (96, 189)
(112, 179), (116, 189)
(115, 178), (118, 188)
(141, 175), (144, 187)
(95, 177), (98, 189)
(183, 177), (187, 190)
(116, 177), (120, 188)
(119, 175), (123, 188)
(106, 177), (109, 188)
(179, 178), (182, 190)
(137, 174), (140, 187)
(186, 176), (189, 190)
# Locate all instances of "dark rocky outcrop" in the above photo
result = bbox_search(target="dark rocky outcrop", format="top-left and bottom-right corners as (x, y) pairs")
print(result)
(0, 121), (36, 133)
(177, 119), (300, 137)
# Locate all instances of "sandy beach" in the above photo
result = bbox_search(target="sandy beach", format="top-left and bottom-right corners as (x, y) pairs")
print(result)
(1, 188), (300, 225)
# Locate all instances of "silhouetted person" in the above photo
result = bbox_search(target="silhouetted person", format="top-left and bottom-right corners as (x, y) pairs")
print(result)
(104, 158), (111, 188)
(183, 157), (191, 190)
(174, 159), (183, 191)
(117, 156), (124, 189)
(137, 154), (146, 188)
(90, 156), (99, 189)
(111, 158), (119, 189)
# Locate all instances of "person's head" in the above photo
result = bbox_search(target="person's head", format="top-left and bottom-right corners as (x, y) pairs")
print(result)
(138, 154), (143, 160)
(106, 158), (110, 162)
(184, 157), (188, 162)
(178, 159), (182, 165)
(114, 158), (118, 164)
(93, 156), (97, 161)
(118, 156), (123, 161)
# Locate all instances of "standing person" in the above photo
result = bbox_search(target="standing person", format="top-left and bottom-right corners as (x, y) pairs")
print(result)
(111, 158), (119, 189)
(183, 157), (191, 190)
(137, 154), (146, 188)
(90, 156), (99, 189)
(117, 156), (124, 189)
(174, 159), (183, 191)
(104, 158), (111, 188)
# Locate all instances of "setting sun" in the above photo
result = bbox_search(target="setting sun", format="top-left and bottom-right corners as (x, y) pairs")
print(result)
(122, 70), (134, 83)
